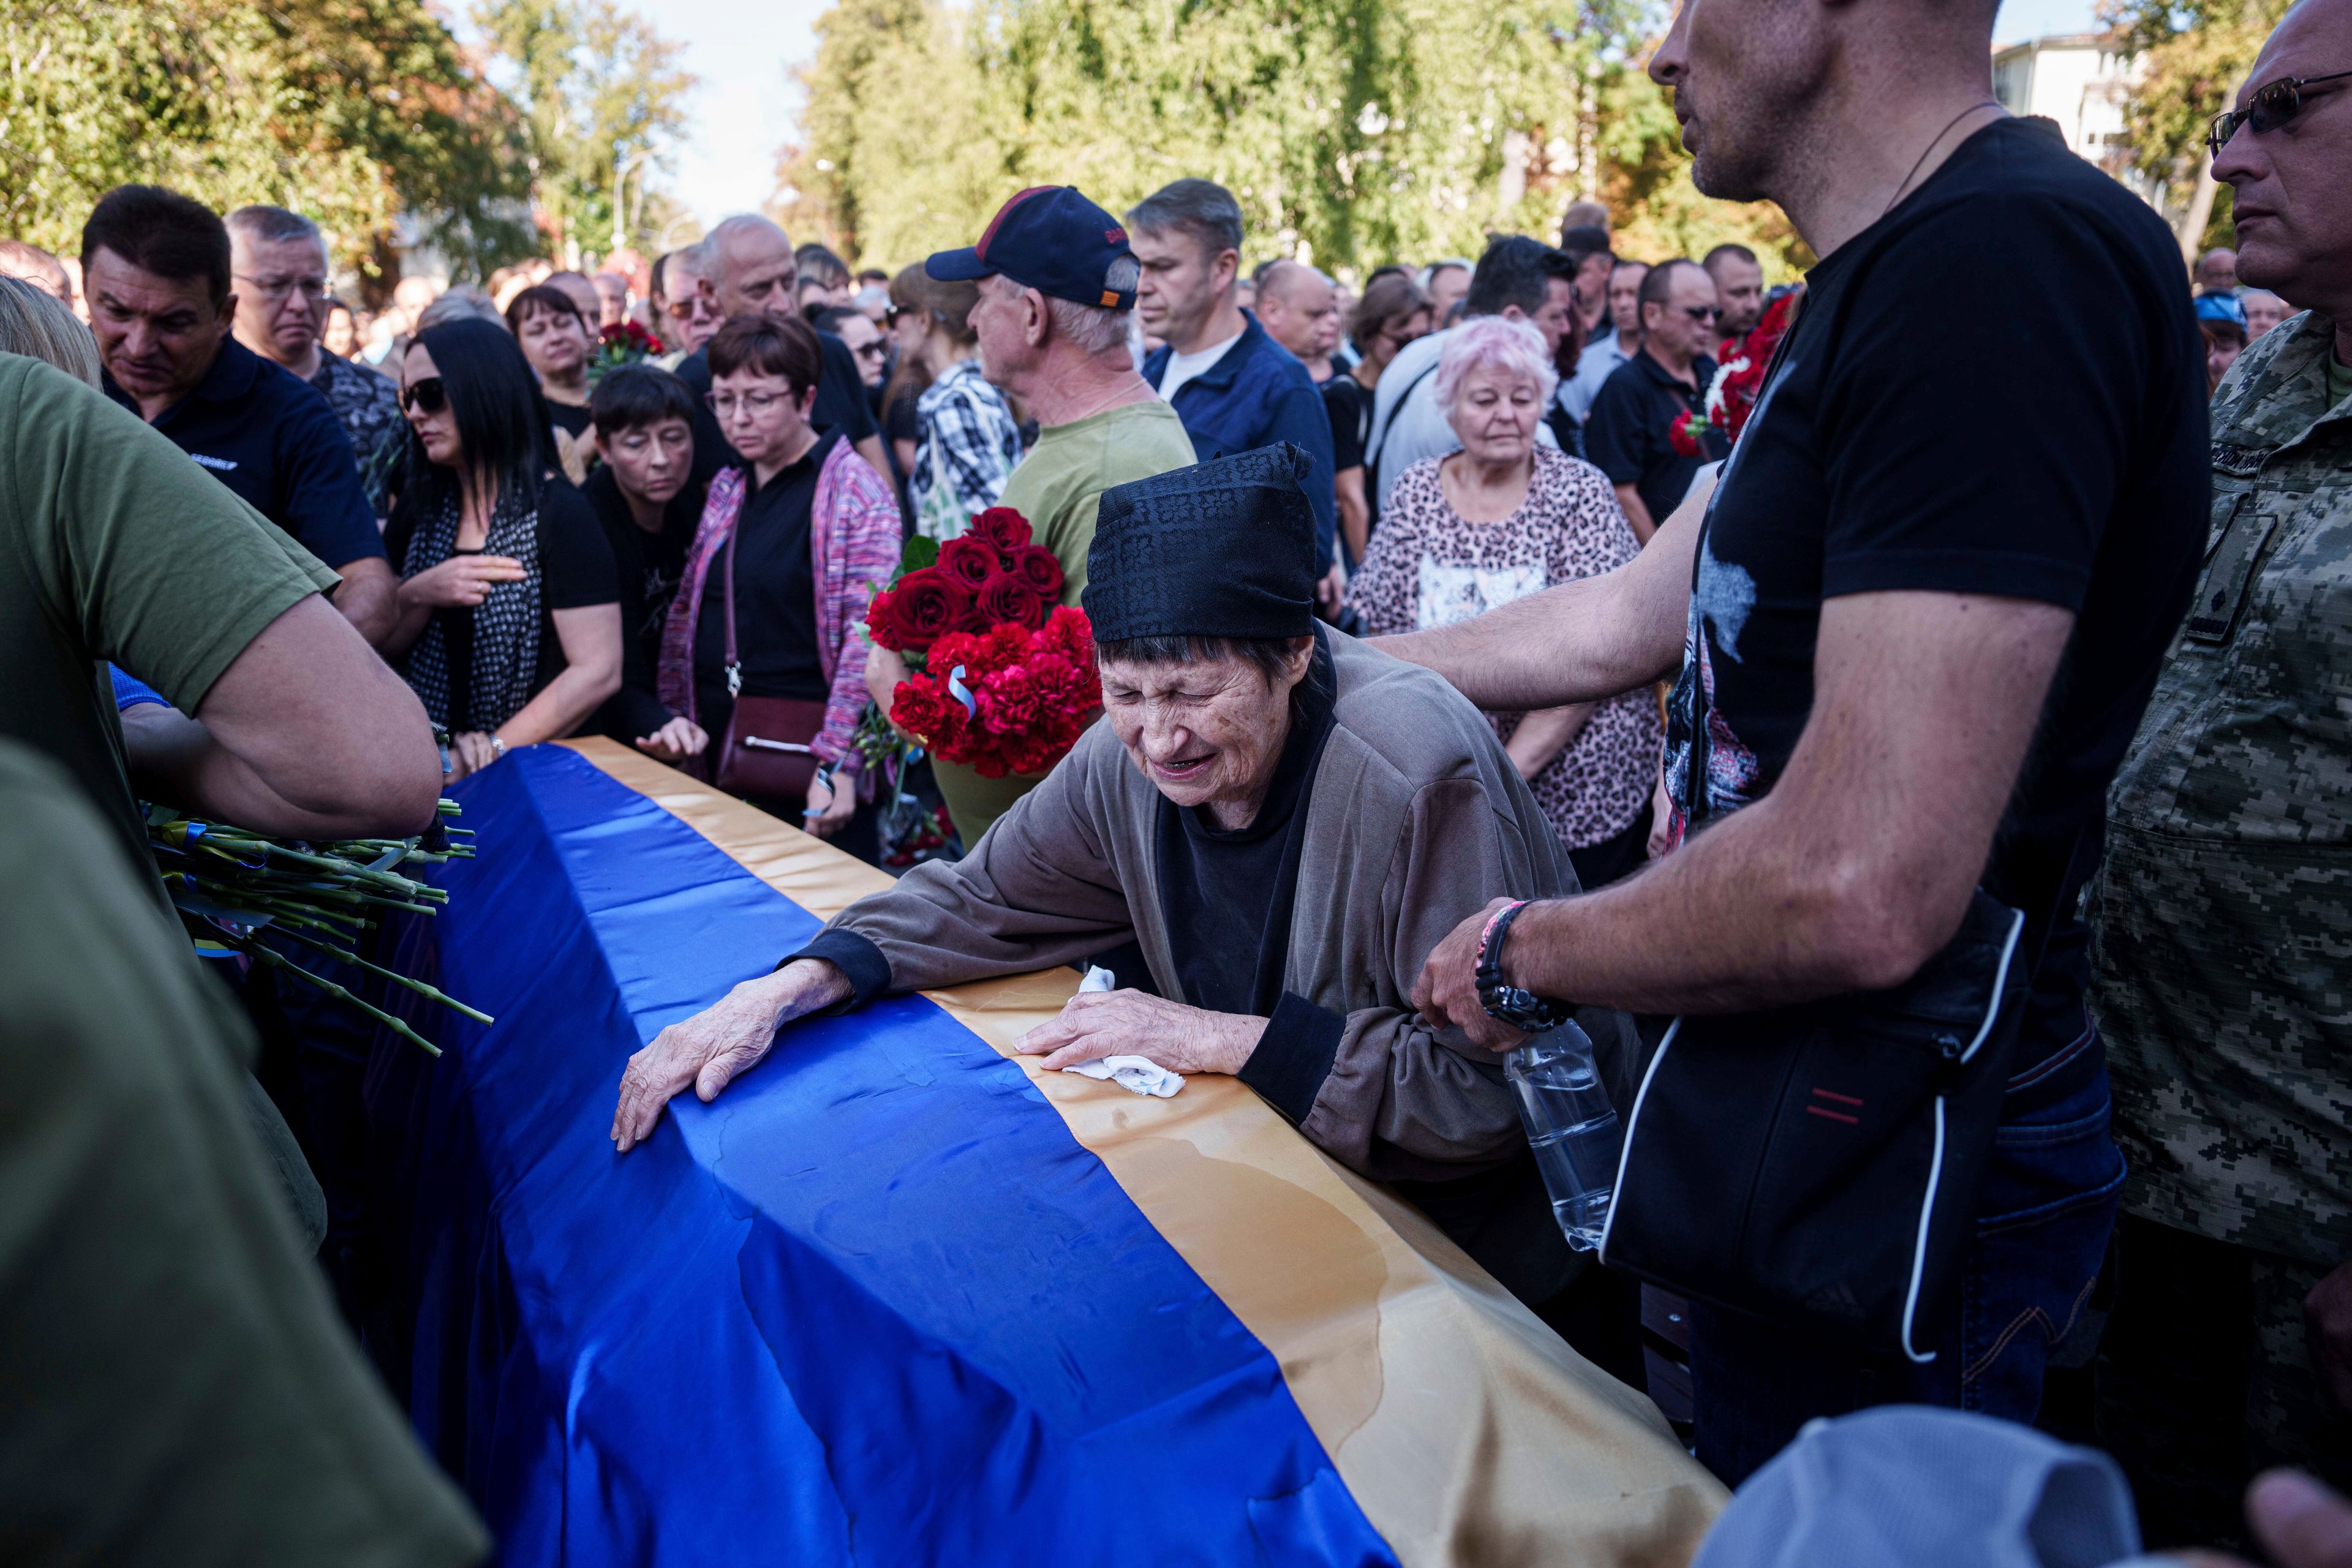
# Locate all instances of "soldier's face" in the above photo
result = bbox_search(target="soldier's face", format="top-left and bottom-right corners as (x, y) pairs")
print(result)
(2211, 0), (2352, 308)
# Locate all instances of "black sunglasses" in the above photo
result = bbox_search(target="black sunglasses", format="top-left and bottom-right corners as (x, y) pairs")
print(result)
(1680, 304), (1722, 323)
(402, 377), (446, 415)
(2208, 70), (2351, 157)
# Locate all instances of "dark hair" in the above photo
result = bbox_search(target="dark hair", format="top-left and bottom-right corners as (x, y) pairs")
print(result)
(1096, 634), (1312, 690)
(1702, 243), (1758, 271)
(795, 243), (850, 290)
(2199, 317), (2247, 352)
(1127, 178), (1246, 262)
(1464, 235), (1574, 319)
(590, 363), (698, 437)
(401, 317), (554, 514)
(807, 304), (864, 337)
(650, 249), (679, 301)
(707, 311), (823, 392)
(1363, 263), (1414, 288)
(1349, 272), (1429, 348)
(81, 185), (231, 308)
(1560, 225), (1614, 268)
(1611, 257), (1650, 281)
(1638, 257), (1702, 313)
(505, 282), (589, 338)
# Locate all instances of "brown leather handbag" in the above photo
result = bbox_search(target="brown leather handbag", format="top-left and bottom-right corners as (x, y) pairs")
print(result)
(710, 529), (828, 802)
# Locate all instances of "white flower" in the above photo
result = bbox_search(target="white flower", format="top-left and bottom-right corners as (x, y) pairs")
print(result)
(1703, 358), (1743, 421)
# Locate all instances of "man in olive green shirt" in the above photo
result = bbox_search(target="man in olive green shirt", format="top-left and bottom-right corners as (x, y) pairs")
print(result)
(0, 353), (473, 1558)
(871, 186), (1195, 845)
(0, 352), (443, 893)
(0, 740), (486, 1567)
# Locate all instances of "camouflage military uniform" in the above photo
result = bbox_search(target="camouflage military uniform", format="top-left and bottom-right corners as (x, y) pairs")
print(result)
(2087, 308), (2352, 1547)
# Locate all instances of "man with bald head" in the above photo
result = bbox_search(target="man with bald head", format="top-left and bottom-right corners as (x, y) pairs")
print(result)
(2088, 0), (2352, 1545)
(1254, 260), (1341, 383)
(2196, 244), (2241, 297)
(0, 239), (73, 308)
(1381, 0), (2207, 1485)
(673, 214), (886, 494)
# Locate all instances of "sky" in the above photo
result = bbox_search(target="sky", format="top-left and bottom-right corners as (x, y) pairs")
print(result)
(656, 0), (2102, 232)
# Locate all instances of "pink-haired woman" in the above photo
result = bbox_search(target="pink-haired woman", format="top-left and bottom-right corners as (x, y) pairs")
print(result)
(1347, 315), (1662, 886)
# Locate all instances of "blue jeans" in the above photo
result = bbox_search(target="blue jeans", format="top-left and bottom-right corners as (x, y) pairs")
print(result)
(1687, 1023), (2125, 1485)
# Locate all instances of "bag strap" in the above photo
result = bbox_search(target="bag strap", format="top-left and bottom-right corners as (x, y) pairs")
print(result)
(1367, 359), (1442, 503)
(723, 526), (742, 699)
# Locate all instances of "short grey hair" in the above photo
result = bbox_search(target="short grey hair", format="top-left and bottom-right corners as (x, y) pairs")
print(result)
(1126, 179), (1244, 262)
(0, 275), (99, 386)
(226, 205), (325, 251)
(989, 261), (1140, 358)
(415, 284), (503, 330)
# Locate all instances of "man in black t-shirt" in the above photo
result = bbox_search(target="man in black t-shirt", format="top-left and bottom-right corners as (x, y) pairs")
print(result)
(674, 213), (886, 499)
(1381, 0), (2206, 1486)
(1583, 258), (1729, 541)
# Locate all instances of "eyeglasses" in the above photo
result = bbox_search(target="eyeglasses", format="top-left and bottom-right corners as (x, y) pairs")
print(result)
(1679, 305), (1722, 323)
(851, 341), (890, 361)
(2208, 70), (2351, 157)
(236, 273), (331, 302)
(401, 377), (447, 415)
(706, 390), (797, 418)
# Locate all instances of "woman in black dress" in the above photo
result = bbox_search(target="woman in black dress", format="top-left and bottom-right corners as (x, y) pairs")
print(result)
(383, 318), (623, 780)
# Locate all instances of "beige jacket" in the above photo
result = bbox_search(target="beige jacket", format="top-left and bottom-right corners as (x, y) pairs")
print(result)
(824, 631), (1630, 1182)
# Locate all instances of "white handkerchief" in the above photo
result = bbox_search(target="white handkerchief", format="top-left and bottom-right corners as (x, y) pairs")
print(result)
(1062, 968), (1182, 1094)
(1063, 1055), (1184, 1098)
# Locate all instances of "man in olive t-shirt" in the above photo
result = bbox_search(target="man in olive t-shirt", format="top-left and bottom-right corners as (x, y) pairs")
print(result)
(899, 186), (1197, 845)
(0, 741), (486, 1567)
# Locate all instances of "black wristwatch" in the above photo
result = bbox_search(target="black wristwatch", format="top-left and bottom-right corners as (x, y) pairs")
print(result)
(1474, 900), (1572, 1033)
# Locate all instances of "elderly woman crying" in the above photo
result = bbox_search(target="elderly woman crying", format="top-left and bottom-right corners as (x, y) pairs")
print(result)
(612, 445), (1632, 1305)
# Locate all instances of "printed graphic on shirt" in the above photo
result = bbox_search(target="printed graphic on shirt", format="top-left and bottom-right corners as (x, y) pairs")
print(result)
(1414, 558), (1546, 630)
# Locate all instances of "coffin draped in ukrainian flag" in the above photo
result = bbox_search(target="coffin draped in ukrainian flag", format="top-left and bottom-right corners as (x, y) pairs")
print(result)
(386, 737), (1723, 1566)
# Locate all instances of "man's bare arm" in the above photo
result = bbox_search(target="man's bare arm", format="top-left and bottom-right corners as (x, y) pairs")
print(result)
(330, 556), (399, 649)
(1414, 589), (2075, 1037)
(1374, 473), (1707, 711)
(190, 593), (444, 835)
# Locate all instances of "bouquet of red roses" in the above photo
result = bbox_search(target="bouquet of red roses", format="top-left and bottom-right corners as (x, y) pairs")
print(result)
(862, 508), (1098, 779)
(589, 319), (666, 385)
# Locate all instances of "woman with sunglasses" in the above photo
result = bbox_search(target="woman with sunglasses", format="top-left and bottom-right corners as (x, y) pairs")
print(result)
(653, 311), (900, 861)
(1327, 273), (1431, 562)
(383, 318), (624, 780)
(883, 265), (1023, 541)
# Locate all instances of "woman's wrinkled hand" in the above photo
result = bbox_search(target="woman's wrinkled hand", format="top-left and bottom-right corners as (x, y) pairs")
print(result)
(1015, 990), (1266, 1077)
(633, 715), (709, 762)
(611, 959), (851, 1153)
(1412, 896), (1529, 1054)
(402, 554), (525, 609)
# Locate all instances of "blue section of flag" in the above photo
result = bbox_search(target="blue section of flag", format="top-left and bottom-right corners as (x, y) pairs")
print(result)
(396, 745), (1395, 1567)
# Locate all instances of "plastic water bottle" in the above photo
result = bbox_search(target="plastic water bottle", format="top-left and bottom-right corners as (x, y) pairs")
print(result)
(1506, 1020), (1623, 1251)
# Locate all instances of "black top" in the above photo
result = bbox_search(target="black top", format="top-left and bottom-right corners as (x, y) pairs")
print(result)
(676, 335), (880, 499)
(1152, 631), (1349, 1126)
(1583, 345), (1728, 524)
(104, 336), (384, 570)
(884, 388), (921, 445)
(384, 480), (617, 733)
(1666, 116), (2207, 1056)
(544, 398), (594, 440)
(1322, 374), (1371, 473)
(583, 465), (700, 741)
(692, 430), (838, 742)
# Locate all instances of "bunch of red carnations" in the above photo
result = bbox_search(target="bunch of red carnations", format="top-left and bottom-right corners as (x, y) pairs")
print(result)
(589, 320), (666, 385)
(862, 508), (1100, 779)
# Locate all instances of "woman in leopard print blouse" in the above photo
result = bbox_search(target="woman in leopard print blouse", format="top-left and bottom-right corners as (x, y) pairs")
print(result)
(1348, 315), (1664, 886)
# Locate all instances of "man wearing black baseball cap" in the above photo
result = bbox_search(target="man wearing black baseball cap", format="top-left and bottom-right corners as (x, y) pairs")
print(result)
(870, 185), (1196, 846)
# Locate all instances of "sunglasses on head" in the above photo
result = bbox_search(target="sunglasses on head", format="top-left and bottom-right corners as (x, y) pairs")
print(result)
(2208, 70), (2351, 157)
(402, 377), (447, 415)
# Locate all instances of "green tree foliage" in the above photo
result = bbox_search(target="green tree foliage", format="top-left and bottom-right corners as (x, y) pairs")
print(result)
(2104, 0), (2290, 251)
(472, 0), (695, 263)
(782, 0), (1809, 278)
(0, 0), (533, 277)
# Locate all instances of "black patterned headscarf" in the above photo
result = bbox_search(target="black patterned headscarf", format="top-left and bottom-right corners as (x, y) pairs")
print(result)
(1084, 443), (1318, 644)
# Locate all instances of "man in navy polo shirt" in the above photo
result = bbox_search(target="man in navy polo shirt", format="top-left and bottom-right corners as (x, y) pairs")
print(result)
(1130, 179), (1341, 614)
(84, 185), (396, 647)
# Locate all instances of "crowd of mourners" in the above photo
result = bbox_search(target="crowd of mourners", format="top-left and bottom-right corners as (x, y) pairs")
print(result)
(1, 0), (2349, 1558)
